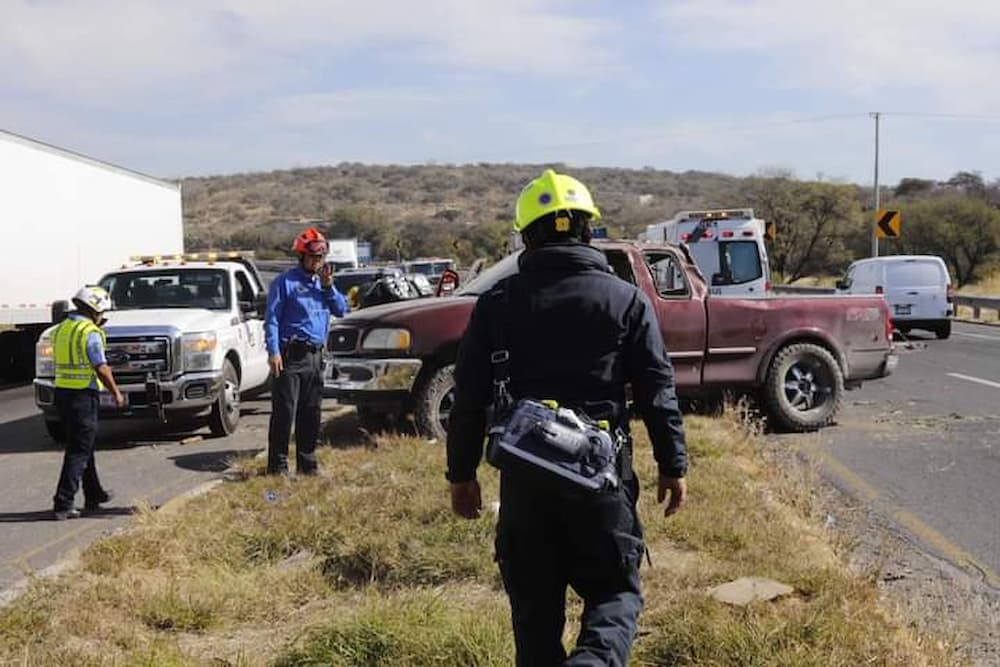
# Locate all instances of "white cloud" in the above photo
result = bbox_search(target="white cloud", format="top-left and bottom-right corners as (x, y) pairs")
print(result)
(0, 0), (618, 106)
(658, 0), (1000, 110)
(261, 89), (443, 127)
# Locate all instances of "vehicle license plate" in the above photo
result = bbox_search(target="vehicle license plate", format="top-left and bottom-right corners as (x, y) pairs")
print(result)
(894, 304), (912, 316)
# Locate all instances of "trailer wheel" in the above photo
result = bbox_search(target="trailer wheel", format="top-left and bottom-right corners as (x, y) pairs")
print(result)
(763, 343), (843, 432)
(413, 364), (455, 442)
(209, 359), (241, 437)
(44, 418), (66, 443)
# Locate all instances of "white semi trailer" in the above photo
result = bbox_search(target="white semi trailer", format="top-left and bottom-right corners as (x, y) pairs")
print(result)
(0, 129), (183, 379)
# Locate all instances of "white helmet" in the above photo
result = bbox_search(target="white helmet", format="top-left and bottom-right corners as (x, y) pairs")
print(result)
(72, 285), (113, 314)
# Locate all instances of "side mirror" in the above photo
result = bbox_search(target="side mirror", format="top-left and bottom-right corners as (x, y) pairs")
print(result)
(711, 273), (726, 286)
(242, 293), (267, 318)
(835, 279), (850, 291)
(435, 268), (460, 297)
(51, 300), (71, 324)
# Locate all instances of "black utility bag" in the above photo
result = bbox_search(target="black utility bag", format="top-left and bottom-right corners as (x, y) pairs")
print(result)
(483, 279), (623, 493)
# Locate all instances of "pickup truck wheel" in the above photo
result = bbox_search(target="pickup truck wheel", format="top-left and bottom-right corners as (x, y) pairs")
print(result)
(763, 343), (843, 432)
(209, 359), (241, 437)
(935, 320), (951, 340)
(414, 364), (455, 442)
(44, 418), (66, 443)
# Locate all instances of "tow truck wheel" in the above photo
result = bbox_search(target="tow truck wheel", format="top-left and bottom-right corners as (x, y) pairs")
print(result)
(763, 342), (843, 432)
(209, 359), (241, 437)
(413, 364), (455, 443)
(44, 418), (66, 443)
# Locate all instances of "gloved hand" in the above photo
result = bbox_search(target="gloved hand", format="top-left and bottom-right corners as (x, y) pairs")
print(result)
(450, 480), (483, 519)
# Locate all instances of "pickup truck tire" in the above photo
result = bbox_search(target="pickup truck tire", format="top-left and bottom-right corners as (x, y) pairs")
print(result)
(413, 364), (455, 442)
(763, 343), (843, 432)
(935, 320), (951, 340)
(44, 418), (66, 443)
(209, 359), (241, 437)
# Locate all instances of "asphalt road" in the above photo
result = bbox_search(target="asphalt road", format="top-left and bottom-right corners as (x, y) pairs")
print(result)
(0, 384), (331, 600)
(777, 320), (1000, 589)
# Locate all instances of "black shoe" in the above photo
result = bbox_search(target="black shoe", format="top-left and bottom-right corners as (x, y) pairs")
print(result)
(84, 490), (114, 512)
(53, 508), (81, 521)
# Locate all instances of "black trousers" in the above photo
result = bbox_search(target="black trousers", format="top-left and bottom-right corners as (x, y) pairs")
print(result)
(267, 344), (323, 474)
(495, 474), (644, 666)
(52, 388), (107, 511)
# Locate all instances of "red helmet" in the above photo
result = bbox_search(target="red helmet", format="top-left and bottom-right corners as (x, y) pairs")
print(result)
(292, 227), (328, 255)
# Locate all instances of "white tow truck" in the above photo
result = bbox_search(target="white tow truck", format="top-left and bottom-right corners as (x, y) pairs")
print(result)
(34, 253), (271, 440)
(640, 208), (772, 297)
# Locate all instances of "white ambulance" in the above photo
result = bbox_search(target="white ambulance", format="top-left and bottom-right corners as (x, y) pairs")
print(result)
(641, 208), (771, 297)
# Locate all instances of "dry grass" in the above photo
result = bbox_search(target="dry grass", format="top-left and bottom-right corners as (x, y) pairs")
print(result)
(0, 411), (964, 666)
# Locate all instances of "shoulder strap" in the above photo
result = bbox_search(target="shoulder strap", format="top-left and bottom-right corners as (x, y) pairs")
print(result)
(486, 276), (517, 414)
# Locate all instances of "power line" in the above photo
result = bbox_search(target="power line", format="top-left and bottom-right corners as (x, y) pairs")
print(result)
(880, 111), (1000, 121)
(508, 113), (869, 156)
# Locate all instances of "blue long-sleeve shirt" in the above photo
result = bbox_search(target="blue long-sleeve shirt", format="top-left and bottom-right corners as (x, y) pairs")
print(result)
(265, 266), (348, 356)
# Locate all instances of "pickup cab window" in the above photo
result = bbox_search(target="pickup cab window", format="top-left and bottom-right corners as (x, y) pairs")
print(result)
(456, 248), (636, 297)
(101, 269), (231, 310)
(644, 252), (689, 298)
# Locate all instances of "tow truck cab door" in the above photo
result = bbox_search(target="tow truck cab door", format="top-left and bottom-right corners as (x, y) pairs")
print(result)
(233, 269), (269, 390)
(634, 249), (706, 390)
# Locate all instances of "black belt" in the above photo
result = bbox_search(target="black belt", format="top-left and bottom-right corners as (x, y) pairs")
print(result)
(284, 339), (323, 353)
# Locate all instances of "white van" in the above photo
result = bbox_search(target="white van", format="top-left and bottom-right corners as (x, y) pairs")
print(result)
(837, 255), (954, 339)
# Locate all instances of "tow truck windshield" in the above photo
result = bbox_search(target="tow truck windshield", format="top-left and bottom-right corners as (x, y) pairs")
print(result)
(100, 268), (232, 310)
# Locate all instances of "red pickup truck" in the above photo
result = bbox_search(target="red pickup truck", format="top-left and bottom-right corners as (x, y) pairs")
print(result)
(325, 241), (897, 440)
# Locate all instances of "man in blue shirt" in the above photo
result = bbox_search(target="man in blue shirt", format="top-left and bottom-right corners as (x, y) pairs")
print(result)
(265, 227), (348, 475)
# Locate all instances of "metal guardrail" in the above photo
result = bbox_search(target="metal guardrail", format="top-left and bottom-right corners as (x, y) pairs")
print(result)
(954, 295), (1000, 321)
(772, 287), (1000, 321)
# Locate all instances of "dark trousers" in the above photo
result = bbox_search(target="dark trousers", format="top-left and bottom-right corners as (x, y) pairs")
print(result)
(267, 345), (323, 474)
(52, 388), (106, 511)
(495, 474), (644, 666)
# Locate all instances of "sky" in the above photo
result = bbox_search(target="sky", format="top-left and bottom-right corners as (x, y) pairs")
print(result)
(3, 0), (1000, 185)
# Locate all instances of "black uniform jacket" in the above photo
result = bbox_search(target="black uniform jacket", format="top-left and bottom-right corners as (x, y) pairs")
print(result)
(445, 242), (688, 483)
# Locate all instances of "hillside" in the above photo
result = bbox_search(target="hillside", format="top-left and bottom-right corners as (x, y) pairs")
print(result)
(181, 163), (748, 261)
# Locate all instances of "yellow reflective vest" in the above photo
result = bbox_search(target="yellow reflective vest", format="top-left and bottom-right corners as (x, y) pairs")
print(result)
(53, 317), (106, 391)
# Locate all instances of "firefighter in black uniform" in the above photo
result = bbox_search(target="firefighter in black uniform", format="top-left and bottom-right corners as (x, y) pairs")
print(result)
(446, 169), (688, 666)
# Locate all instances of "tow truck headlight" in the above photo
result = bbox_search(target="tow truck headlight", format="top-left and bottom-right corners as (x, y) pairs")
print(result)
(182, 332), (218, 371)
(361, 328), (411, 352)
(35, 335), (54, 378)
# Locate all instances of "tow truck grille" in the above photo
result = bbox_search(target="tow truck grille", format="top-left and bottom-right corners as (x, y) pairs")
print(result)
(328, 327), (359, 353)
(105, 336), (171, 384)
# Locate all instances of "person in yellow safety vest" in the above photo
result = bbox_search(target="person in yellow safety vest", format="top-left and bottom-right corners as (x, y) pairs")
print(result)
(51, 285), (125, 521)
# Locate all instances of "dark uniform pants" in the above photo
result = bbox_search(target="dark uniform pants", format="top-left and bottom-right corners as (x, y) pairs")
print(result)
(52, 388), (106, 511)
(268, 343), (323, 474)
(495, 474), (645, 666)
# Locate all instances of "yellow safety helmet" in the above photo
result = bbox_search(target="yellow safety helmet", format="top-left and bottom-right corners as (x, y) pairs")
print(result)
(513, 169), (601, 232)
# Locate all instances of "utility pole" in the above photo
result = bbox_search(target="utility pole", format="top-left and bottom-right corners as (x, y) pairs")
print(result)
(871, 112), (880, 257)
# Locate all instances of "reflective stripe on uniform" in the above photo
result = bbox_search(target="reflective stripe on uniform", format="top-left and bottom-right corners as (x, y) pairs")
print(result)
(54, 318), (105, 390)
